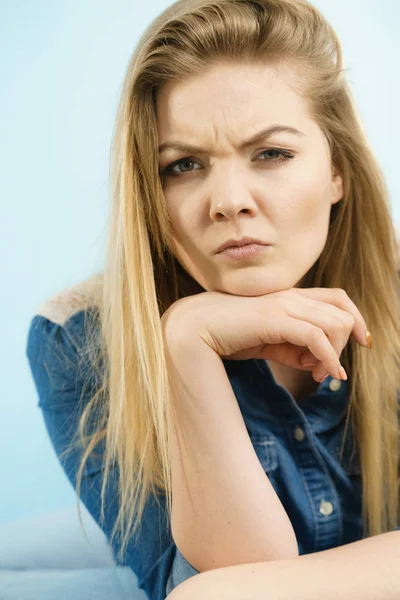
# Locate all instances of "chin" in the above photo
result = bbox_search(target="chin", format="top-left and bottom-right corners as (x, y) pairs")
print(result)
(206, 262), (304, 296)
(216, 278), (290, 297)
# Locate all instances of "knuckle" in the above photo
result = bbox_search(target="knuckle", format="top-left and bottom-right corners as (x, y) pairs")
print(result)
(334, 315), (348, 332)
(310, 327), (325, 343)
(334, 288), (349, 301)
(343, 312), (355, 328)
(327, 315), (344, 331)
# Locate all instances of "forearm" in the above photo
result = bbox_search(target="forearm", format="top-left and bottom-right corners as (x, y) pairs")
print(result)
(168, 530), (400, 600)
(164, 332), (298, 573)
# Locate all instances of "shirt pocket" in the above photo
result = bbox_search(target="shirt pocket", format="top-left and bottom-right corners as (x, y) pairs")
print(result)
(249, 432), (279, 474)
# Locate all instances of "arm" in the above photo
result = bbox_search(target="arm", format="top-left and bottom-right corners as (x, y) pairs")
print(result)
(26, 312), (179, 600)
(164, 327), (298, 574)
(167, 530), (400, 600)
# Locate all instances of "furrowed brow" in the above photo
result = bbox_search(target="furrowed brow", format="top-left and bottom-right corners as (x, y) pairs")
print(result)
(158, 124), (305, 155)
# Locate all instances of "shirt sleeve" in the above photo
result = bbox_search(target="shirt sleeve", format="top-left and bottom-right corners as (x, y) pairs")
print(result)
(26, 311), (200, 600)
(165, 547), (201, 595)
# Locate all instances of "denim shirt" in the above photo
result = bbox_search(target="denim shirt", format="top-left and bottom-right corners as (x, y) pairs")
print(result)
(26, 306), (399, 600)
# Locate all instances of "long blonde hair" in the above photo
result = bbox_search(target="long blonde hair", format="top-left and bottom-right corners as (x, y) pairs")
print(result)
(67, 0), (400, 560)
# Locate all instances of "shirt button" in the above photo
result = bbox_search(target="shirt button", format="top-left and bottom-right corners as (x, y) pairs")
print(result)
(294, 426), (305, 442)
(319, 500), (334, 516)
(329, 378), (341, 392)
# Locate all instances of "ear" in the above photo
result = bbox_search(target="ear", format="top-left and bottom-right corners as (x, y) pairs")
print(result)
(331, 165), (343, 206)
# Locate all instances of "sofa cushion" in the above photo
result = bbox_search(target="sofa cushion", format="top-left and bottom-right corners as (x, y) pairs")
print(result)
(0, 504), (115, 570)
(0, 567), (146, 600)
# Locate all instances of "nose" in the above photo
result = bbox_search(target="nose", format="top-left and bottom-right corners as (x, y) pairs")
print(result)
(209, 167), (259, 221)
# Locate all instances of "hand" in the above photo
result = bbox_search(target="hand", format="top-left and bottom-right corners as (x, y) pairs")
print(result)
(161, 287), (369, 383)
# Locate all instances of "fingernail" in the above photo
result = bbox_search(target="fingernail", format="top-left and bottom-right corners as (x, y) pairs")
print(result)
(338, 366), (348, 380)
(300, 352), (318, 366)
(366, 330), (372, 350)
(319, 372), (329, 383)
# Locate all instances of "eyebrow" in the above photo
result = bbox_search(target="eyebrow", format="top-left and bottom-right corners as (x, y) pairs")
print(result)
(158, 124), (305, 155)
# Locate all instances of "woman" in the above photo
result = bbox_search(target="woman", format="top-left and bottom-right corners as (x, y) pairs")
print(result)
(27, 0), (400, 599)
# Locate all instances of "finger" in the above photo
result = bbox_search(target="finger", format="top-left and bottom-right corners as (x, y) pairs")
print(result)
(263, 316), (344, 381)
(285, 298), (354, 362)
(293, 287), (369, 348)
(299, 348), (319, 366)
(261, 342), (318, 370)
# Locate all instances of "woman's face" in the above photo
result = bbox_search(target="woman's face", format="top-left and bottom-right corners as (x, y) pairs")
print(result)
(156, 62), (343, 296)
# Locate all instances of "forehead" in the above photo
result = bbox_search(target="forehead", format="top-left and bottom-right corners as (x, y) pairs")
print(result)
(156, 62), (313, 144)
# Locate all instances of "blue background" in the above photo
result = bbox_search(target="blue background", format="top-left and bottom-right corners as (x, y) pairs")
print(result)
(1, 0), (399, 524)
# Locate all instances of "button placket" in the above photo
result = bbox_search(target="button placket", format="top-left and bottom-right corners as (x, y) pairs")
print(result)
(329, 379), (341, 392)
(319, 500), (334, 516)
(294, 426), (305, 442)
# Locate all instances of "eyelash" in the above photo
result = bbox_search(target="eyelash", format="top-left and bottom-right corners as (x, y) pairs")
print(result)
(159, 148), (295, 179)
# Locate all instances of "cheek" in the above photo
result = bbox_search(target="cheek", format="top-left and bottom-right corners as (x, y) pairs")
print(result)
(275, 171), (332, 226)
(165, 188), (194, 224)
(164, 197), (188, 238)
(168, 203), (201, 254)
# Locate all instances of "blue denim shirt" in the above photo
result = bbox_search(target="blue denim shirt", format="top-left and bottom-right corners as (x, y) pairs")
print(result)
(26, 307), (399, 600)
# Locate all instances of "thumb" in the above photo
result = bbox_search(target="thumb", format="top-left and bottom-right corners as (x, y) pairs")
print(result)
(259, 342), (319, 370)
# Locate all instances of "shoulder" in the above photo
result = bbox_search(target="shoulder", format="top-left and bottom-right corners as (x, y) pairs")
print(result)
(32, 272), (103, 327)
(26, 273), (104, 393)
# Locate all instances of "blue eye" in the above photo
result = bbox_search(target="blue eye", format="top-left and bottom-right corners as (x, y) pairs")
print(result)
(259, 148), (294, 162)
(163, 158), (201, 177)
(159, 148), (295, 180)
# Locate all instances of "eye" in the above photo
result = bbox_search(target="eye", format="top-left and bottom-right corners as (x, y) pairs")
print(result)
(160, 157), (202, 179)
(159, 147), (295, 180)
(259, 148), (295, 163)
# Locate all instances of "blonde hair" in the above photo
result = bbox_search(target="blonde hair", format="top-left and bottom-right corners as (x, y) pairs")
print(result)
(66, 0), (400, 560)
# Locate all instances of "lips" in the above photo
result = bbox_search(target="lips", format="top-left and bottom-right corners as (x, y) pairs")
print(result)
(216, 236), (269, 253)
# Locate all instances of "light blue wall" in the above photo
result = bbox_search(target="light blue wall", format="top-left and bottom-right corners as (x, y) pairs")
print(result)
(1, 0), (399, 524)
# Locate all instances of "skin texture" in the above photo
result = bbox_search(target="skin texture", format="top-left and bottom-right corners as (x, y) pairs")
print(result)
(156, 61), (344, 400)
(166, 531), (400, 600)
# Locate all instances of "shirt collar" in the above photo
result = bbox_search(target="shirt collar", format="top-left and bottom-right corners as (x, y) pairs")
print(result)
(222, 358), (350, 435)
(254, 359), (350, 434)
